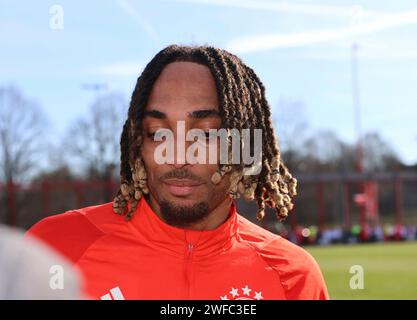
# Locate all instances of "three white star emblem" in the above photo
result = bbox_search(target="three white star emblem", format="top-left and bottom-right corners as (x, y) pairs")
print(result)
(220, 285), (264, 300)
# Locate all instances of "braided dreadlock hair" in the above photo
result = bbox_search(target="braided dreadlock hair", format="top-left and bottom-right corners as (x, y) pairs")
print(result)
(112, 44), (297, 222)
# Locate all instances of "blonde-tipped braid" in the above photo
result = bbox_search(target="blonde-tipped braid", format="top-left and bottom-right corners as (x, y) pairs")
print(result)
(238, 174), (257, 202)
(209, 152), (298, 222)
(211, 136), (234, 185)
(113, 158), (149, 220)
(112, 190), (127, 216)
(263, 155), (297, 221)
(229, 170), (244, 199)
(255, 189), (266, 221)
(211, 163), (232, 185)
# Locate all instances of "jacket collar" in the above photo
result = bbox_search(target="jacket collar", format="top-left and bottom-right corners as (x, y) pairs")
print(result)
(129, 197), (239, 259)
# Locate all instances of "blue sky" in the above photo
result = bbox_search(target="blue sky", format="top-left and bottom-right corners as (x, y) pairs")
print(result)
(1, 0), (417, 165)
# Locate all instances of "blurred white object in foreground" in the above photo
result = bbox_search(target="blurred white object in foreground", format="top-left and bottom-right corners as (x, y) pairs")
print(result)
(0, 226), (83, 299)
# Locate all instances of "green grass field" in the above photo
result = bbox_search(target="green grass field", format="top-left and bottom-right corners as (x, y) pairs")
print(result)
(306, 242), (417, 300)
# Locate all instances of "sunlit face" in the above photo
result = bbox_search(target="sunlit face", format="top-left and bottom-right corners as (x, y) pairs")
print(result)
(140, 61), (231, 226)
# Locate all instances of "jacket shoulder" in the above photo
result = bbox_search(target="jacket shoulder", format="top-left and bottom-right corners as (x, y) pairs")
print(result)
(25, 203), (116, 263)
(237, 215), (329, 300)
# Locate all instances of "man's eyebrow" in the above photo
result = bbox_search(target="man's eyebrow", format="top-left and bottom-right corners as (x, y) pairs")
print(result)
(143, 110), (166, 119)
(188, 109), (220, 119)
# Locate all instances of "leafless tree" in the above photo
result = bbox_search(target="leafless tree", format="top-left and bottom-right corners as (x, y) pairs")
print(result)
(300, 130), (356, 173)
(0, 86), (48, 225)
(362, 132), (401, 172)
(0, 86), (48, 184)
(272, 98), (311, 172)
(63, 93), (127, 201)
(273, 97), (310, 153)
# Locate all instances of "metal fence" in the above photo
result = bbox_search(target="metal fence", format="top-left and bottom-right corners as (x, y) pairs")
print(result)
(1, 172), (416, 234)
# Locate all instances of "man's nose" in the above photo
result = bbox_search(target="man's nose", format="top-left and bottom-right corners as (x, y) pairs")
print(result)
(171, 162), (187, 169)
(168, 120), (195, 168)
(171, 138), (193, 169)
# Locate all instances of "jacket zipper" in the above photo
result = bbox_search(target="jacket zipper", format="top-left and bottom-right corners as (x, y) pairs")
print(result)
(183, 243), (194, 299)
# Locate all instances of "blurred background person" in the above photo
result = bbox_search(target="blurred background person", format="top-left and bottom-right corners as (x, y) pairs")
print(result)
(0, 225), (83, 299)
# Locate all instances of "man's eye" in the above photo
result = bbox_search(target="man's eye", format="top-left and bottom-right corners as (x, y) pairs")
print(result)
(202, 131), (211, 139)
(193, 131), (211, 140)
(146, 129), (170, 140)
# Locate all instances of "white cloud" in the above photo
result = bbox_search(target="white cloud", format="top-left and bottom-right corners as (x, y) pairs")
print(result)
(226, 7), (417, 53)
(115, 0), (159, 42)
(169, 0), (382, 18)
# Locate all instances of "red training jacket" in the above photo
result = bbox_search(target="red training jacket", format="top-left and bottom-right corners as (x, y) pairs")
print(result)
(27, 197), (329, 300)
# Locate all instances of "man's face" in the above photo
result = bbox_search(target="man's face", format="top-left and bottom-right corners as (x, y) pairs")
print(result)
(140, 61), (231, 227)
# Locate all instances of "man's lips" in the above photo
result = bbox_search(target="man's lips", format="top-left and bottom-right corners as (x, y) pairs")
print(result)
(162, 179), (204, 196)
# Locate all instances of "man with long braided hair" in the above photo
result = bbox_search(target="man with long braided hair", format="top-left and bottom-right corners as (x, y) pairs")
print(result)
(27, 45), (328, 300)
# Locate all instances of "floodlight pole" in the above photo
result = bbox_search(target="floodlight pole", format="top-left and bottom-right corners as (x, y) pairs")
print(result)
(351, 43), (367, 238)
